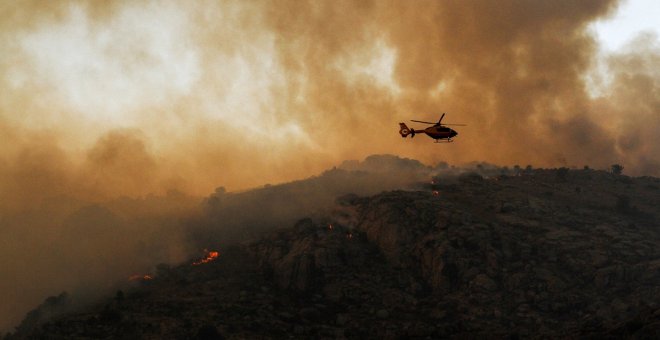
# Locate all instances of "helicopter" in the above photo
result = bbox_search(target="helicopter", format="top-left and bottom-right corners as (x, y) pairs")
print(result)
(399, 113), (465, 143)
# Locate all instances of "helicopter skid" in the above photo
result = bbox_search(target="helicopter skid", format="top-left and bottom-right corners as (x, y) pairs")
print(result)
(434, 139), (453, 143)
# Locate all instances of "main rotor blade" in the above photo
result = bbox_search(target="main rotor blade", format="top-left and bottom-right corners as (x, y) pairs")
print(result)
(411, 120), (436, 124)
(438, 113), (446, 124)
(441, 123), (467, 126)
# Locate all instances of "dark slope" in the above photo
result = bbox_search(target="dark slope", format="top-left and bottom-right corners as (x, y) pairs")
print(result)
(191, 154), (432, 246)
(8, 168), (660, 339)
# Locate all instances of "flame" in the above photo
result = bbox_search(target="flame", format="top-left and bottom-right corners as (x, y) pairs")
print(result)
(346, 232), (353, 239)
(328, 223), (333, 230)
(128, 274), (153, 281)
(192, 249), (219, 265)
(432, 190), (440, 196)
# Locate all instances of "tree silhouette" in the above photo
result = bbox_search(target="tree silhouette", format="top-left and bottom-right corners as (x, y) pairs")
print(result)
(611, 164), (624, 175)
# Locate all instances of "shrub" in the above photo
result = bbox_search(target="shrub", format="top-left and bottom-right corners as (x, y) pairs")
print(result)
(556, 167), (569, 181)
(459, 172), (484, 183)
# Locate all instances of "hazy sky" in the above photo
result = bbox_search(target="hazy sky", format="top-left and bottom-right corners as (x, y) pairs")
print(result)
(1, 0), (658, 201)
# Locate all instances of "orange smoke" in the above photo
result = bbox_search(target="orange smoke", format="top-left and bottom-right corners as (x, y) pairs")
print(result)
(2, 0), (660, 333)
(1, 0), (657, 208)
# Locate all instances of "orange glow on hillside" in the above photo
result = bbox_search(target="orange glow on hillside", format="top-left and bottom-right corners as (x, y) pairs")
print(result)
(192, 250), (219, 265)
(128, 274), (153, 281)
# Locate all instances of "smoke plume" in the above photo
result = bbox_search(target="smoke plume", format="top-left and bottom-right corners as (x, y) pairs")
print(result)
(1, 0), (659, 332)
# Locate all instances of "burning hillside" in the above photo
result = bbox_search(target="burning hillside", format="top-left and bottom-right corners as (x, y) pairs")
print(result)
(192, 250), (220, 266)
(6, 165), (660, 338)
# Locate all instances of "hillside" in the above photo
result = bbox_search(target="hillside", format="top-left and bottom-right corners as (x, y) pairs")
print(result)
(7, 166), (660, 339)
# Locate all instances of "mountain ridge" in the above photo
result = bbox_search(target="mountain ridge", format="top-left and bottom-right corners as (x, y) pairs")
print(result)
(6, 162), (660, 338)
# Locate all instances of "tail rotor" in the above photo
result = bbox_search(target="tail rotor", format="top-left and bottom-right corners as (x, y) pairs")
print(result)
(399, 123), (415, 138)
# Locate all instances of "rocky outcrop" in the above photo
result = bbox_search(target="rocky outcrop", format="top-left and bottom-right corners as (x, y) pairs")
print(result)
(247, 170), (660, 337)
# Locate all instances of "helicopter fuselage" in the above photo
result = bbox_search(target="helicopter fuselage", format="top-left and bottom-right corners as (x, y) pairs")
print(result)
(421, 125), (457, 140)
(398, 113), (463, 143)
